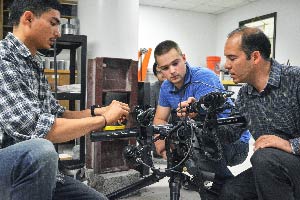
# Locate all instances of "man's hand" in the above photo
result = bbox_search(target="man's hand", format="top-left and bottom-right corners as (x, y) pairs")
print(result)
(101, 100), (130, 125)
(94, 106), (108, 116)
(254, 135), (292, 153)
(154, 137), (167, 159)
(153, 105), (172, 160)
(176, 97), (197, 118)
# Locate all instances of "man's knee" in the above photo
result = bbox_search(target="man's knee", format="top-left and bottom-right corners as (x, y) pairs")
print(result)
(250, 148), (278, 168)
(219, 182), (240, 200)
(25, 139), (58, 167)
(224, 140), (249, 166)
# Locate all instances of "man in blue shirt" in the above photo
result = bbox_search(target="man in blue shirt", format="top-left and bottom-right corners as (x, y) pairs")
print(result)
(153, 40), (250, 182)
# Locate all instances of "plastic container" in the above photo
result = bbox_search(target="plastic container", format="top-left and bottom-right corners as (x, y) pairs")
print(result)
(206, 56), (221, 74)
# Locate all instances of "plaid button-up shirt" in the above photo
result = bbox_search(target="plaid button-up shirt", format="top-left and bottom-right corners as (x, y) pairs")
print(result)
(236, 59), (300, 154)
(0, 33), (65, 144)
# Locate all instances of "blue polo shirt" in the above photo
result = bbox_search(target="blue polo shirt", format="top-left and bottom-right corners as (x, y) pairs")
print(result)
(158, 63), (250, 143)
(159, 63), (228, 114)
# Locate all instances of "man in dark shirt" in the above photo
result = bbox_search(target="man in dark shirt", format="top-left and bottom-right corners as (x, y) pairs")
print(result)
(150, 63), (166, 158)
(150, 62), (166, 108)
(219, 26), (300, 200)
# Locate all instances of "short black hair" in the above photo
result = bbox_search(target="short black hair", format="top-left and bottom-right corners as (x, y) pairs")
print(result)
(9, 0), (62, 26)
(153, 62), (158, 76)
(228, 26), (271, 60)
(154, 40), (182, 63)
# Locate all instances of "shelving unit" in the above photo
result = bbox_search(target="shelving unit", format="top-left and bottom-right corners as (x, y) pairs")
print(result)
(45, 69), (77, 109)
(54, 34), (87, 170)
(1, 0), (11, 39)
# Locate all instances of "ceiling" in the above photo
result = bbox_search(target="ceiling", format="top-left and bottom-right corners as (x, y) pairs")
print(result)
(139, 0), (260, 15)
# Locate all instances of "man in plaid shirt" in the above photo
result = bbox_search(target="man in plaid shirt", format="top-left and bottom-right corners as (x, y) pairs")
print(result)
(0, 0), (130, 199)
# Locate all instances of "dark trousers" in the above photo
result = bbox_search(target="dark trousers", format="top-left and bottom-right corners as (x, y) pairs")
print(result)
(53, 175), (108, 200)
(219, 148), (300, 200)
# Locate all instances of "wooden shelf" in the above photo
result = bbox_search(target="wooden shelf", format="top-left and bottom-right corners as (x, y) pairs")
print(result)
(44, 69), (77, 74)
(60, 0), (77, 5)
(61, 15), (76, 19)
(53, 92), (81, 100)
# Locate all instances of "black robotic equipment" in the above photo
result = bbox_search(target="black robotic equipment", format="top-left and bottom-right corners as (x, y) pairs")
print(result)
(90, 91), (246, 200)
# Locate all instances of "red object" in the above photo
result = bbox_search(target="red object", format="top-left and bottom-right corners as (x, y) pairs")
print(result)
(206, 56), (221, 74)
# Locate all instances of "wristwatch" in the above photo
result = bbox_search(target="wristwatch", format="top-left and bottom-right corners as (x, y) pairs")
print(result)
(90, 105), (101, 117)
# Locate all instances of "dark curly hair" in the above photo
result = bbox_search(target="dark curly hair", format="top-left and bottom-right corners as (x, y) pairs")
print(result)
(9, 0), (62, 26)
(153, 62), (158, 76)
(228, 26), (271, 60)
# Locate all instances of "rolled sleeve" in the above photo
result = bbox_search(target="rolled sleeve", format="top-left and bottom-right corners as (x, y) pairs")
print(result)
(49, 93), (65, 117)
(35, 113), (55, 139)
(289, 138), (300, 155)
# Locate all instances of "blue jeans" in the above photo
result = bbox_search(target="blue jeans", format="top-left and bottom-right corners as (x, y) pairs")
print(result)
(0, 138), (108, 200)
(0, 139), (58, 200)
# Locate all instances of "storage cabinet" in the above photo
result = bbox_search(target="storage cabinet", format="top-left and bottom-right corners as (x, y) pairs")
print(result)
(86, 57), (138, 173)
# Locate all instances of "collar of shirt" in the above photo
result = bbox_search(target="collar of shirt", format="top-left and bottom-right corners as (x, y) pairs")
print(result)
(169, 62), (192, 94)
(246, 58), (282, 95)
(7, 32), (31, 58)
(6, 32), (43, 71)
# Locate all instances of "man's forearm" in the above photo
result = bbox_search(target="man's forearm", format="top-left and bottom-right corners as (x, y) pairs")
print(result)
(62, 109), (91, 119)
(153, 118), (168, 125)
(45, 116), (105, 143)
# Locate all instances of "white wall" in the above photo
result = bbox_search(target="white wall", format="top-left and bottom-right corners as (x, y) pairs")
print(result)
(139, 6), (217, 81)
(77, 0), (300, 80)
(216, 0), (300, 66)
(78, 0), (139, 60)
